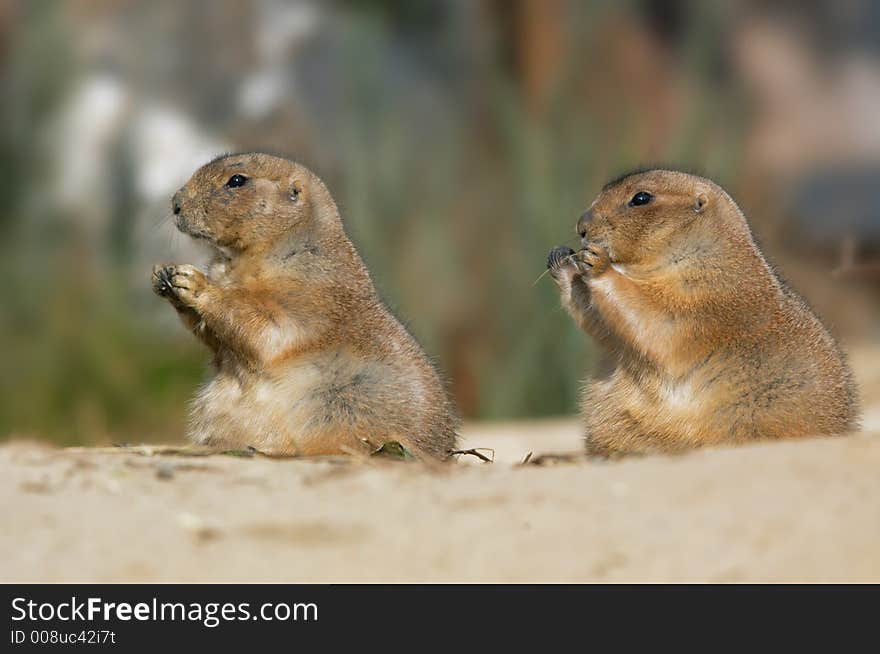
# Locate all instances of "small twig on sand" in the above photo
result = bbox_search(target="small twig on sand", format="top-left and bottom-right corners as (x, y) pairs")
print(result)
(522, 452), (585, 466)
(520, 452), (533, 465)
(447, 448), (495, 463)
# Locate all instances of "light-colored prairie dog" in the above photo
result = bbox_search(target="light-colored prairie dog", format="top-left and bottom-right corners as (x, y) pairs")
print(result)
(152, 153), (458, 458)
(548, 168), (859, 455)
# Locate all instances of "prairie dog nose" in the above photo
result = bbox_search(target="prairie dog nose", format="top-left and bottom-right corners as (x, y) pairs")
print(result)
(576, 210), (592, 239)
(172, 190), (183, 215)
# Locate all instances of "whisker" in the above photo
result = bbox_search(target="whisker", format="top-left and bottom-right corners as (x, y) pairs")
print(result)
(146, 204), (173, 227)
(531, 253), (577, 287)
(136, 208), (175, 251)
(148, 212), (173, 235)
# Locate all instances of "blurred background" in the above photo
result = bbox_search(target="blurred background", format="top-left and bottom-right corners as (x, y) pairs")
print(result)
(2, 0), (879, 446)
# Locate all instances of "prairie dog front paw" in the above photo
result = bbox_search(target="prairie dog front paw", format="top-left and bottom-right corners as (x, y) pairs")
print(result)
(152, 264), (210, 308)
(547, 246), (589, 288)
(152, 264), (174, 297)
(578, 243), (610, 275)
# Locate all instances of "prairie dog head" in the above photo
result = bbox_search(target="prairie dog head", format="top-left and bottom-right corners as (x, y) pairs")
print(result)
(171, 153), (340, 256)
(576, 169), (740, 267)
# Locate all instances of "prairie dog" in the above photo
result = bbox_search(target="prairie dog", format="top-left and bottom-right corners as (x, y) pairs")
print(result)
(152, 153), (458, 458)
(547, 169), (859, 455)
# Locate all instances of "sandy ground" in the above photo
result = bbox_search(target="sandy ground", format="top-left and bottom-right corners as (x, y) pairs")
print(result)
(2, 348), (879, 583)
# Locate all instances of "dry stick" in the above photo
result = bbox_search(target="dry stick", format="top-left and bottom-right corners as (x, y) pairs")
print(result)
(447, 448), (495, 463)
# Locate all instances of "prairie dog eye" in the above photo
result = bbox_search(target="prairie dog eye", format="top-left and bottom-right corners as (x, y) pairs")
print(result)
(226, 174), (248, 188)
(629, 191), (653, 207)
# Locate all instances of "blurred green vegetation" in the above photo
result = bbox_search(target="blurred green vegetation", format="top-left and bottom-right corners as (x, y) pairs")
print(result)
(0, 249), (206, 444)
(0, 0), (745, 444)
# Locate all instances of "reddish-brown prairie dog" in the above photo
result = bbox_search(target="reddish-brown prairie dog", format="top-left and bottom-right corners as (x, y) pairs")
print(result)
(547, 168), (859, 455)
(152, 153), (458, 458)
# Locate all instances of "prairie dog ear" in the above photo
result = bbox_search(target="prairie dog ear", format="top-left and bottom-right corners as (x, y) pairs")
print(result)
(694, 191), (709, 213)
(301, 171), (343, 226)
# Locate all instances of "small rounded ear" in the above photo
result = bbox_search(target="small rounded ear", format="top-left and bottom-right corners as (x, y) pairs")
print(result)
(289, 180), (303, 202)
(694, 192), (709, 213)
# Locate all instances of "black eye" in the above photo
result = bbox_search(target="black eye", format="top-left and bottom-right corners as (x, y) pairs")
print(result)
(629, 191), (652, 207)
(226, 174), (248, 188)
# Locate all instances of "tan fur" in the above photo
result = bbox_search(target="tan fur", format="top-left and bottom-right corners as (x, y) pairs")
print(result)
(548, 169), (859, 456)
(152, 153), (458, 458)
